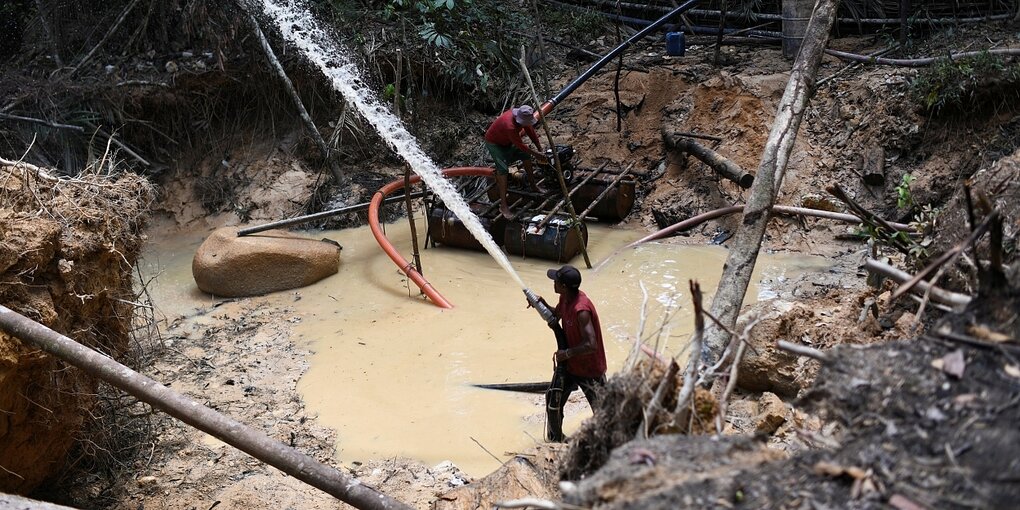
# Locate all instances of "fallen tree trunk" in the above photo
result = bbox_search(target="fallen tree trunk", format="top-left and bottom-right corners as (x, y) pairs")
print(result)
(663, 129), (754, 188)
(700, 0), (841, 366)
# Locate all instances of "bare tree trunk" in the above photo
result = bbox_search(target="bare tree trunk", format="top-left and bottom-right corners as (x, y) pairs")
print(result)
(244, 9), (349, 187)
(34, 0), (63, 67)
(701, 0), (841, 365)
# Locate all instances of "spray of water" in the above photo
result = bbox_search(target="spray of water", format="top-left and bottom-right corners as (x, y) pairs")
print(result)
(257, 0), (527, 290)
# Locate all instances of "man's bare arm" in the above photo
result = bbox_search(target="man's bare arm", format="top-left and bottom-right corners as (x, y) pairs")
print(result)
(556, 310), (597, 361)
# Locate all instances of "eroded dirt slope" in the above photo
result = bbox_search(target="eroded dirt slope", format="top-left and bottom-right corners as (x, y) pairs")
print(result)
(0, 163), (153, 493)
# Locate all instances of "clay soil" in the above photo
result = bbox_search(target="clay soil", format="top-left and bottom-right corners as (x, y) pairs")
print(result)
(4, 12), (1020, 510)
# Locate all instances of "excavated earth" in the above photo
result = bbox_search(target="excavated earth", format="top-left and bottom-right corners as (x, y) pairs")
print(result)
(2, 15), (1019, 510)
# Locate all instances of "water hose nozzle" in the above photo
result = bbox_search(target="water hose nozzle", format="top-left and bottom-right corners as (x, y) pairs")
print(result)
(524, 288), (556, 325)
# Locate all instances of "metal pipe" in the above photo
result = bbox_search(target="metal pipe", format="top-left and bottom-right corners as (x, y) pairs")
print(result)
(553, 0), (1015, 25)
(539, 0), (701, 115)
(0, 305), (413, 510)
(541, 0), (782, 49)
(534, 163), (608, 230)
(578, 165), (633, 219)
(238, 191), (425, 236)
(624, 204), (913, 248)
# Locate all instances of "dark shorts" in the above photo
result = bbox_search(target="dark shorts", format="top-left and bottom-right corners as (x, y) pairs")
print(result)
(485, 142), (530, 176)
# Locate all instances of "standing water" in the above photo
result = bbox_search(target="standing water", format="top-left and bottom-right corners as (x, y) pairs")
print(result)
(256, 0), (527, 290)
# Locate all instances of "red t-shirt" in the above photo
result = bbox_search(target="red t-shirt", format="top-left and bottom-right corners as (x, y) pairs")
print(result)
(484, 109), (540, 153)
(555, 290), (607, 378)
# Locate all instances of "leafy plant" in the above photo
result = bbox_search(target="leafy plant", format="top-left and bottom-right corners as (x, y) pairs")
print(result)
(540, 8), (606, 43)
(858, 180), (940, 266)
(419, 22), (452, 48)
(910, 51), (1020, 114)
(905, 204), (939, 262)
(896, 173), (914, 210)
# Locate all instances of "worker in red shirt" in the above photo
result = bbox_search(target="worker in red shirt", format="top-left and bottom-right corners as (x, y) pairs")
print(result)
(529, 264), (608, 442)
(484, 105), (546, 219)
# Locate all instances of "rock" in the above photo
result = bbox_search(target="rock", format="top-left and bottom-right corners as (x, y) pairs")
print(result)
(755, 392), (788, 434)
(192, 227), (341, 297)
(800, 193), (843, 213)
(737, 307), (821, 397)
(435, 452), (559, 510)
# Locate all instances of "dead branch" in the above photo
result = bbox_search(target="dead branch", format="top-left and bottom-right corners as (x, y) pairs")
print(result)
(536, 162), (609, 230)
(927, 329), (1020, 354)
(0, 113), (84, 132)
(33, 0), (64, 67)
(663, 130), (753, 188)
(827, 184), (913, 255)
(593, 202), (912, 273)
(624, 280), (652, 371)
(0, 158), (58, 181)
(638, 359), (679, 440)
(988, 214), (1004, 275)
(68, 0), (143, 76)
(519, 47), (592, 268)
(82, 123), (152, 168)
(623, 204), (911, 250)
(891, 210), (1000, 301)
(495, 498), (585, 510)
(776, 340), (831, 363)
(716, 331), (748, 434)
(576, 163), (634, 219)
(669, 131), (723, 143)
(864, 259), (972, 308)
(817, 45), (898, 87)
(242, 5), (348, 186)
(673, 281), (704, 420)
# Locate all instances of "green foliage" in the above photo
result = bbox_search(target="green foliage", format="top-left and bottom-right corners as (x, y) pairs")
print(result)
(418, 22), (452, 48)
(910, 52), (1020, 114)
(896, 173), (914, 210)
(858, 180), (940, 267)
(540, 8), (606, 42)
(905, 204), (939, 262)
(374, 0), (524, 99)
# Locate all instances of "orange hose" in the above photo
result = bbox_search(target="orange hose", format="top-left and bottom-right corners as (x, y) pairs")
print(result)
(368, 167), (495, 309)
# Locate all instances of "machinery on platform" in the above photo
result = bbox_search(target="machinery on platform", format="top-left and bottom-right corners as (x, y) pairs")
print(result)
(426, 145), (635, 263)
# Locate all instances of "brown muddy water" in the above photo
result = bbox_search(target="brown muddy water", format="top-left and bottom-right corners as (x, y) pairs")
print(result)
(142, 218), (829, 477)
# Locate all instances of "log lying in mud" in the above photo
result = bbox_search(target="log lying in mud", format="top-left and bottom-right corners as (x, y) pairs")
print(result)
(0, 304), (414, 510)
(662, 130), (754, 188)
(864, 259), (972, 308)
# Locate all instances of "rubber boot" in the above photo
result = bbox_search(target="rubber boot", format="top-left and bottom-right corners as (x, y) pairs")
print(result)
(545, 368), (567, 442)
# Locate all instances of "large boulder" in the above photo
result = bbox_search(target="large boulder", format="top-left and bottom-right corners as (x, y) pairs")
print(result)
(192, 227), (341, 297)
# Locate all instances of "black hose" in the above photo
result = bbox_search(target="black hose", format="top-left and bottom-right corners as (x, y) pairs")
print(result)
(547, 0), (700, 108)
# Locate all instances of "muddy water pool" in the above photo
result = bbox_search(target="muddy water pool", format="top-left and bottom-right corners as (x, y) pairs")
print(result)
(142, 218), (829, 477)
